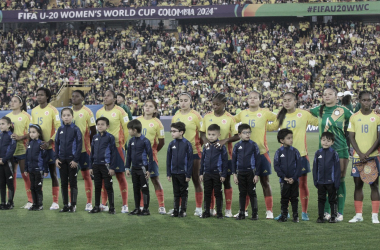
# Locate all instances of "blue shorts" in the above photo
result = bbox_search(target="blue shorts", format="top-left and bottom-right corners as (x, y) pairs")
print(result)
(193, 154), (200, 160)
(300, 156), (311, 175)
(78, 152), (91, 170)
(259, 152), (272, 176)
(14, 154), (26, 162)
(149, 161), (160, 177)
(45, 149), (55, 165)
(114, 147), (126, 173)
(351, 157), (380, 178)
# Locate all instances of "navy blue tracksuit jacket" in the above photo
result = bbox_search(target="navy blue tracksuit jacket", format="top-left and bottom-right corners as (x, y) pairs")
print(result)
(125, 135), (154, 172)
(90, 132), (117, 170)
(313, 147), (341, 189)
(200, 141), (228, 178)
(0, 131), (16, 163)
(231, 139), (261, 175)
(25, 139), (48, 173)
(166, 138), (194, 178)
(273, 146), (302, 183)
(54, 123), (82, 163)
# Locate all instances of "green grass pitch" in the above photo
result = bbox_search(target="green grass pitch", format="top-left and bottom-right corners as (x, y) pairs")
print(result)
(2, 132), (380, 249)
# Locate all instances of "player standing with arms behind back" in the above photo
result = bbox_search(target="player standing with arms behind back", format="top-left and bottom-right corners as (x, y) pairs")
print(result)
(310, 88), (353, 221)
(71, 90), (97, 211)
(200, 93), (239, 218)
(96, 89), (129, 213)
(171, 93), (203, 216)
(137, 100), (166, 214)
(347, 91), (380, 224)
(234, 91), (276, 219)
(31, 87), (61, 210)
(7, 95), (33, 209)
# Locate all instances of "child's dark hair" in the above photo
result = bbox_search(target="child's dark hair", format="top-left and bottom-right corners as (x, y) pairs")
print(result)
(117, 93), (126, 100)
(341, 95), (351, 106)
(61, 107), (73, 116)
(208, 124), (220, 132)
(14, 95), (27, 112)
(72, 90), (85, 98)
(238, 123), (251, 134)
(1, 116), (14, 133)
(36, 87), (52, 103)
(96, 117), (110, 126)
(127, 119), (142, 133)
(29, 124), (44, 140)
(359, 90), (371, 100)
(213, 93), (227, 103)
(277, 92), (296, 126)
(319, 88), (337, 117)
(321, 132), (335, 142)
(277, 128), (292, 143)
(171, 122), (186, 135)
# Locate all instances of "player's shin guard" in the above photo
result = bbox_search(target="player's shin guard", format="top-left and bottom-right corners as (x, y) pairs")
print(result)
(81, 170), (93, 204)
(22, 174), (33, 203)
(338, 177), (346, 215)
(299, 175), (309, 213)
(155, 189), (165, 207)
(52, 186), (59, 204)
(224, 188), (233, 210)
(116, 172), (128, 206)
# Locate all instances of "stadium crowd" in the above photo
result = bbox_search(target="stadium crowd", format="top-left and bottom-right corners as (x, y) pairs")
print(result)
(0, 19), (380, 115)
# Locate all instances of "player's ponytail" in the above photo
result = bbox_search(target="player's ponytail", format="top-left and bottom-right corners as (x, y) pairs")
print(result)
(319, 104), (326, 117)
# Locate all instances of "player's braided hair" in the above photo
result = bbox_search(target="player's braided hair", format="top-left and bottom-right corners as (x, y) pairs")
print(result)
(319, 88), (337, 117)
(277, 92), (296, 126)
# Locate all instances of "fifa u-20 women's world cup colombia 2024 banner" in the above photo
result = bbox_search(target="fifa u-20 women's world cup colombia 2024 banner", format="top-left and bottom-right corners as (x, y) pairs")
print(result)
(0, 2), (380, 23)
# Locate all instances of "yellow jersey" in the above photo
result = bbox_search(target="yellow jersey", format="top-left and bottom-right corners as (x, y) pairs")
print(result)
(172, 109), (202, 157)
(96, 105), (129, 148)
(6, 111), (30, 156)
(137, 116), (165, 163)
(73, 106), (96, 154)
(347, 110), (380, 158)
(31, 104), (61, 150)
(200, 111), (237, 159)
(267, 109), (318, 157)
(235, 108), (276, 154)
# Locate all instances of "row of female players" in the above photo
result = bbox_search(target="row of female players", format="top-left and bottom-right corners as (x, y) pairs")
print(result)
(4, 87), (378, 221)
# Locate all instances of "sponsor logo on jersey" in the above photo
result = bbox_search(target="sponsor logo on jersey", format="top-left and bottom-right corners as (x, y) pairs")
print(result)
(209, 119), (212, 122)
(297, 113), (302, 118)
(176, 118), (180, 121)
(263, 170), (268, 173)
(245, 114), (249, 117)
(302, 168), (306, 171)
(257, 113), (262, 118)
(222, 119), (227, 124)
(318, 155), (322, 158)
(149, 123), (154, 127)
(172, 146), (176, 149)
(238, 146), (242, 149)
(95, 138), (98, 141)
(280, 154), (285, 157)
(358, 119), (361, 121)
(60, 131), (63, 134)
(131, 142), (134, 145)
(84, 162), (87, 165)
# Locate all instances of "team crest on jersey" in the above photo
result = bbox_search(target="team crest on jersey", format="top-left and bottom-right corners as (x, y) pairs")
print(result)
(222, 119), (227, 124)
(352, 168), (357, 174)
(188, 116), (193, 121)
(45, 111), (49, 116)
(111, 113), (116, 117)
(18, 117), (22, 121)
(297, 113), (302, 118)
(149, 123), (154, 127)
(257, 113), (262, 118)
(334, 110), (340, 116)
(79, 113), (83, 118)
(370, 117), (375, 122)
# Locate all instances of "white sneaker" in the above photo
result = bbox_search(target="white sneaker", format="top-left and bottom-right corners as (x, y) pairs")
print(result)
(85, 203), (93, 211)
(372, 213), (379, 224)
(167, 209), (174, 215)
(100, 204), (109, 212)
(158, 207), (166, 214)
(233, 210), (249, 218)
(68, 202), (71, 207)
(336, 213), (344, 222)
(50, 202), (59, 210)
(121, 205), (129, 213)
(349, 214), (363, 223)
(266, 210), (274, 219)
(225, 209), (233, 218)
(324, 212), (331, 220)
(22, 202), (33, 209)
(210, 209), (217, 217)
(140, 206), (144, 210)
(194, 207), (202, 216)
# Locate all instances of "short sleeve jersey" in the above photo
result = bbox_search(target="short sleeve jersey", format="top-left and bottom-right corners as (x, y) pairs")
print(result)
(73, 106), (96, 154)
(137, 116), (165, 163)
(6, 111), (31, 156)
